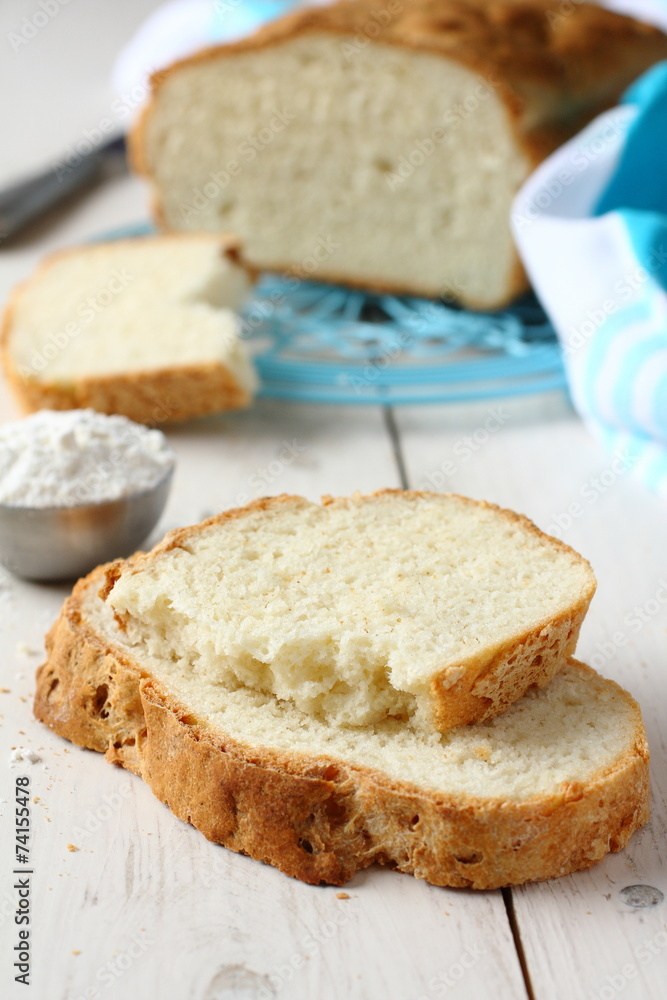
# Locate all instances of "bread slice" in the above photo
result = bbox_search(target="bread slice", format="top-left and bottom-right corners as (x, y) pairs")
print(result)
(1, 233), (258, 425)
(34, 560), (649, 889)
(102, 491), (596, 733)
(131, 0), (667, 308)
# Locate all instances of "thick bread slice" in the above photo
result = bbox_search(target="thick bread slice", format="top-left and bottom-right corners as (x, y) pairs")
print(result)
(130, 0), (667, 308)
(34, 562), (649, 889)
(1, 233), (258, 425)
(104, 491), (596, 732)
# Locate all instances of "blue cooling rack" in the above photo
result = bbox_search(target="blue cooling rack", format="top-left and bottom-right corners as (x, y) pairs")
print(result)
(102, 224), (566, 405)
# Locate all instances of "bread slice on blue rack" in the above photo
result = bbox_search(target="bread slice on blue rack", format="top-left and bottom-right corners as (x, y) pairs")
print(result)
(1, 233), (257, 425)
(34, 550), (648, 888)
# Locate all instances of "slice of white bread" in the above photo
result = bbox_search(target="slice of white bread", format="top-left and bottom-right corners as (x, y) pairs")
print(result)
(130, 0), (667, 308)
(34, 560), (649, 888)
(104, 491), (596, 733)
(1, 233), (258, 425)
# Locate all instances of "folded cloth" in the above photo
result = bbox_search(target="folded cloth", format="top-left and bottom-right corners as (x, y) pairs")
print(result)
(512, 58), (667, 497)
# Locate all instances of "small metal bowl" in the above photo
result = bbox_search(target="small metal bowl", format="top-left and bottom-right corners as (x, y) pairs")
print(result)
(0, 467), (174, 582)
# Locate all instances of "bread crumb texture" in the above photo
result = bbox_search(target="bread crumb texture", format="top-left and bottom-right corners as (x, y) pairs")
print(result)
(108, 492), (595, 731)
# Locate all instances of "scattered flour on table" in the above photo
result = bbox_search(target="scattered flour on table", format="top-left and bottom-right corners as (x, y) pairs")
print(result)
(0, 409), (175, 507)
(9, 748), (41, 765)
(16, 642), (39, 657)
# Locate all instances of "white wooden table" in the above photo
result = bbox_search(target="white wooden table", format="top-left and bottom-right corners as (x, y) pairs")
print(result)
(1, 4), (666, 998)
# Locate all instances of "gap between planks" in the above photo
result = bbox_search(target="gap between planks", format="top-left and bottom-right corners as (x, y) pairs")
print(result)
(383, 406), (409, 490)
(386, 402), (535, 1000)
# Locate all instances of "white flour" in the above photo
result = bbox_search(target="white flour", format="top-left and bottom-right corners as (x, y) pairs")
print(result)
(9, 748), (41, 765)
(0, 409), (175, 507)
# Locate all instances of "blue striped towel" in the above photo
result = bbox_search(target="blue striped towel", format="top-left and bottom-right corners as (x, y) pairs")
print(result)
(512, 59), (667, 497)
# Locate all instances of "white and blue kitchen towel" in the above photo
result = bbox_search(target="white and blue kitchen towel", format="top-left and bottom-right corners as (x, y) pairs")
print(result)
(512, 58), (667, 498)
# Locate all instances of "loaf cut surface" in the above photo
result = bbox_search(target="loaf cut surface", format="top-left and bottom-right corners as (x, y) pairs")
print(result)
(131, 0), (667, 307)
(1, 234), (257, 424)
(105, 491), (596, 732)
(34, 561), (649, 889)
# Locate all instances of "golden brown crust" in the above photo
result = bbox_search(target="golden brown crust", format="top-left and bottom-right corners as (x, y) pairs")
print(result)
(34, 563), (649, 888)
(3, 361), (252, 426)
(132, 0), (667, 151)
(129, 0), (667, 305)
(0, 233), (256, 425)
(109, 489), (596, 730)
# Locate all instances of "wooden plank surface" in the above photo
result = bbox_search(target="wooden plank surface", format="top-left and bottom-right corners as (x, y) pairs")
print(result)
(393, 394), (667, 1000)
(2, 2), (666, 997)
(0, 400), (526, 1000)
(0, 3), (526, 993)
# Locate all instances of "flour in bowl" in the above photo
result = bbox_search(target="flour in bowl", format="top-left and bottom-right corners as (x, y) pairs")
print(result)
(0, 409), (175, 507)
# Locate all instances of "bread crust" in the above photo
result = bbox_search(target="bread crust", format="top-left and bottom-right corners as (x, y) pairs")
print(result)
(130, 0), (667, 306)
(34, 563), (649, 889)
(105, 489), (596, 731)
(0, 233), (256, 425)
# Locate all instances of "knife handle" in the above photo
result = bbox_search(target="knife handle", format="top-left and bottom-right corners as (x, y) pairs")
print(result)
(0, 135), (125, 243)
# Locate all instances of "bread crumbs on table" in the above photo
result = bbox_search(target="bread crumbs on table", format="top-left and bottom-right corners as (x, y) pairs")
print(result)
(336, 892), (350, 900)
(67, 843), (79, 852)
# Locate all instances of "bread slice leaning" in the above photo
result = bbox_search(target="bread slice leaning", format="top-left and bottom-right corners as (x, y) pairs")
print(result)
(1, 233), (258, 425)
(34, 562), (649, 889)
(103, 491), (596, 732)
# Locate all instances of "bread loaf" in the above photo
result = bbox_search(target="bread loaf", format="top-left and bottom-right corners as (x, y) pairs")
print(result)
(131, 0), (667, 308)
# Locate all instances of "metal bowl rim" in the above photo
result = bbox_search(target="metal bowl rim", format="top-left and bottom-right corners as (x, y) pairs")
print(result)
(0, 463), (175, 515)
